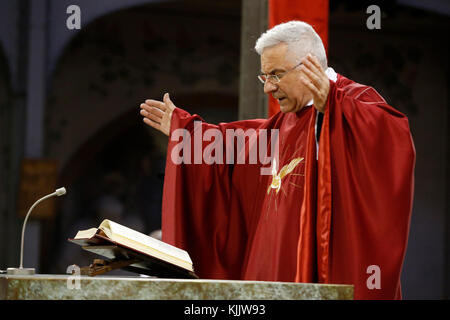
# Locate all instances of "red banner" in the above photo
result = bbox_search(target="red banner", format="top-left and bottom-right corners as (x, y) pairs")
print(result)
(267, 0), (329, 117)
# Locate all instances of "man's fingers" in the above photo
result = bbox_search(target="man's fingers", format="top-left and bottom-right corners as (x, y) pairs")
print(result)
(140, 103), (165, 118)
(142, 114), (169, 136)
(299, 64), (321, 90)
(306, 54), (322, 71)
(300, 73), (326, 102)
(300, 54), (328, 94)
(140, 103), (153, 113)
(302, 55), (325, 80)
(140, 93), (174, 136)
(145, 99), (167, 112)
(300, 75), (318, 95)
(302, 55), (323, 76)
(298, 54), (329, 113)
(141, 109), (162, 123)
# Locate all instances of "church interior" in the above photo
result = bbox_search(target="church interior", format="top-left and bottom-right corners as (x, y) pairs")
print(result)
(0, 0), (449, 299)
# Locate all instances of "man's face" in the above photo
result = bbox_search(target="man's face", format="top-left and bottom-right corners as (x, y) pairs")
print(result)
(260, 43), (313, 113)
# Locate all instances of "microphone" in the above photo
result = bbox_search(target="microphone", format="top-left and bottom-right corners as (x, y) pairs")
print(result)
(7, 187), (67, 275)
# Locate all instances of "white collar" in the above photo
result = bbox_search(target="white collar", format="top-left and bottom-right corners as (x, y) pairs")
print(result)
(325, 67), (338, 82)
(305, 67), (337, 106)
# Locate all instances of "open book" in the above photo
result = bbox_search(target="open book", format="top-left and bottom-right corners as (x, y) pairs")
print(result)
(68, 219), (197, 278)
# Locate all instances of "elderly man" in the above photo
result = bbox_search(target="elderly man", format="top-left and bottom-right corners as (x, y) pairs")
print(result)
(139, 21), (415, 300)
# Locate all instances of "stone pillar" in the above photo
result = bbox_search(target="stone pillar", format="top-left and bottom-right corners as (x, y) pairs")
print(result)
(0, 0), (30, 271)
(0, 0), (50, 272)
(238, 0), (268, 120)
(21, 0), (51, 272)
(25, 0), (48, 157)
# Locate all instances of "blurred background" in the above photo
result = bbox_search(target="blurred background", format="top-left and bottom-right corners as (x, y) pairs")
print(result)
(0, 0), (448, 299)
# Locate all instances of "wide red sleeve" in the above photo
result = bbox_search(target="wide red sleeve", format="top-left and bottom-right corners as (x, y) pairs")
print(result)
(161, 107), (267, 279)
(314, 76), (416, 299)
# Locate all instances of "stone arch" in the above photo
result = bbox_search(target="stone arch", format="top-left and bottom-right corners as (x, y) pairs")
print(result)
(48, 0), (167, 77)
(45, 0), (241, 168)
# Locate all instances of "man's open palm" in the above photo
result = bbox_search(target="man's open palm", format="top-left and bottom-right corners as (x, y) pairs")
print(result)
(140, 93), (175, 136)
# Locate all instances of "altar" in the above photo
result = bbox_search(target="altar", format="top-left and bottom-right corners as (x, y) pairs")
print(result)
(0, 274), (353, 300)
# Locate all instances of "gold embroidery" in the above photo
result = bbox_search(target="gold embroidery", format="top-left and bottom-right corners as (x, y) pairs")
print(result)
(267, 157), (304, 194)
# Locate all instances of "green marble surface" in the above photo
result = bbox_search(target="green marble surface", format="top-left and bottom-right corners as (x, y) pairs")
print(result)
(0, 274), (353, 300)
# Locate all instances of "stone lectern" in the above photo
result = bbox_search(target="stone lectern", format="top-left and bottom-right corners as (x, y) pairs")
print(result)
(0, 274), (353, 300)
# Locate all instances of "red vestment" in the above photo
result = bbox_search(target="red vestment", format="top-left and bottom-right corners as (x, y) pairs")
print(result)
(161, 74), (415, 300)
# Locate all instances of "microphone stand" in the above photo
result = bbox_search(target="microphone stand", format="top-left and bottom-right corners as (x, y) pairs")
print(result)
(7, 187), (67, 275)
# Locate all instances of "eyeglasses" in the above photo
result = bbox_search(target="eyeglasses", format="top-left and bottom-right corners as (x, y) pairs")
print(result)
(257, 62), (303, 84)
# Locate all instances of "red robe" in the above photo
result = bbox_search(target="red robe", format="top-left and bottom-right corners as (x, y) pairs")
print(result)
(161, 74), (415, 300)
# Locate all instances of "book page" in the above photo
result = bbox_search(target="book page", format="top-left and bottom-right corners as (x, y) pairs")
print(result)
(74, 227), (98, 239)
(99, 220), (193, 270)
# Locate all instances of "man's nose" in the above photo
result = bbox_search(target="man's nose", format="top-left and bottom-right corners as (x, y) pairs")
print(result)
(263, 80), (278, 94)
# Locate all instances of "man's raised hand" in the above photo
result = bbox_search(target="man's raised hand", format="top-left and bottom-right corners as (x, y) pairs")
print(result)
(140, 93), (176, 136)
(299, 54), (330, 113)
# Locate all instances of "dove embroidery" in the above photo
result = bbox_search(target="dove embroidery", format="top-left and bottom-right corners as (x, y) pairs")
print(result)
(267, 157), (304, 195)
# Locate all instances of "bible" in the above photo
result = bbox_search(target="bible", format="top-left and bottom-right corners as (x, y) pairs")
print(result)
(68, 219), (197, 279)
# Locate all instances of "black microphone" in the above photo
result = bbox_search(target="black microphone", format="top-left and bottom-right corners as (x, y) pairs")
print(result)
(7, 187), (67, 275)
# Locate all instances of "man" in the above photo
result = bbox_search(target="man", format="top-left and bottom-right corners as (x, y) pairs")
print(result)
(139, 21), (415, 300)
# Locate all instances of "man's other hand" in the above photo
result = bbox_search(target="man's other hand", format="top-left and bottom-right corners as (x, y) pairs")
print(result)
(140, 93), (175, 136)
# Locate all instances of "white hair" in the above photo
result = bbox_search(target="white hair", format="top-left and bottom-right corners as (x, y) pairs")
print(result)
(255, 21), (328, 69)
